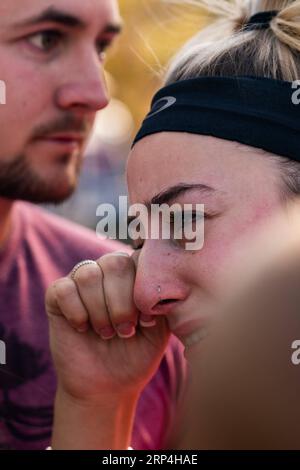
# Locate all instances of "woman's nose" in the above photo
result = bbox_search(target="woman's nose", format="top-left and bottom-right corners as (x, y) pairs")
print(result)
(133, 243), (188, 316)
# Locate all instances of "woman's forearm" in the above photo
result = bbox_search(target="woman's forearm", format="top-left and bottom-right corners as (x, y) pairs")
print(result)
(51, 387), (139, 450)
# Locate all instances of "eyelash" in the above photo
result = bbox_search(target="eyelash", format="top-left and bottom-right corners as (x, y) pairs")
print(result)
(26, 29), (111, 60)
(132, 212), (209, 251)
(96, 39), (111, 57)
(26, 29), (64, 53)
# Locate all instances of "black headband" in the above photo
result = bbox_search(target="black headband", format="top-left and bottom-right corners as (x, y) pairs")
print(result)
(243, 10), (279, 31)
(132, 76), (299, 162)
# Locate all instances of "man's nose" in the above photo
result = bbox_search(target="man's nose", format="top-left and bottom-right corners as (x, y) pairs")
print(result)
(133, 242), (189, 316)
(55, 53), (109, 114)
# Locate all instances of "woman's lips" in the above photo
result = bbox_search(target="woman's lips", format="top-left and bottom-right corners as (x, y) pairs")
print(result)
(171, 317), (207, 339)
(170, 318), (209, 354)
(150, 301), (210, 354)
(151, 300), (181, 316)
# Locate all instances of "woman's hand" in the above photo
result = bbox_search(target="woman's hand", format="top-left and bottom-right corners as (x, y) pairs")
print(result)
(45, 252), (170, 403)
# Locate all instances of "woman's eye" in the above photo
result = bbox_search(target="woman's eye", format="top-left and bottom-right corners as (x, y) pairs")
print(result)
(172, 211), (205, 232)
(171, 211), (206, 250)
(27, 30), (63, 53)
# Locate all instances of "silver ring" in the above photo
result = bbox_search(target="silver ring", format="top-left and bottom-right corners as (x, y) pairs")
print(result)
(70, 260), (98, 280)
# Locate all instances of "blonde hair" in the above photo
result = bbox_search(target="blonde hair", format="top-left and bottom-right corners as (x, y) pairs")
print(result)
(165, 0), (300, 83)
(165, 0), (300, 201)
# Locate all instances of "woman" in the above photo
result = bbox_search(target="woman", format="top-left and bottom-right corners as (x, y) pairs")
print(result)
(45, 0), (300, 449)
(177, 204), (300, 450)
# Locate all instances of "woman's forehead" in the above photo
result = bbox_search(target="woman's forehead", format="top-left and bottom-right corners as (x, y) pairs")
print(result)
(128, 132), (267, 169)
(127, 132), (278, 211)
(127, 132), (276, 201)
(127, 133), (224, 183)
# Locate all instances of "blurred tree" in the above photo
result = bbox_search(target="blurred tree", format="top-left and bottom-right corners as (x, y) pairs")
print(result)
(106, 0), (207, 133)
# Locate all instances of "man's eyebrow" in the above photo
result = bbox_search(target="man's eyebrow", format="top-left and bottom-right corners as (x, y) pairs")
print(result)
(149, 183), (217, 207)
(103, 23), (123, 35)
(12, 6), (123, 34)
(13, 7), (87, 29)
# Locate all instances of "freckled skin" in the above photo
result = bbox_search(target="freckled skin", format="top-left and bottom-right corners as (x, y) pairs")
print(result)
(127, 132), (285, 332)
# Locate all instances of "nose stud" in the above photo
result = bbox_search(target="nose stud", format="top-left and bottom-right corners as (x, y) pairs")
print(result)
(157, 285), (162, 301)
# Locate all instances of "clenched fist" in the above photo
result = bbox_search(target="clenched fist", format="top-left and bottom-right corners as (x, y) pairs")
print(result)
(45, 252), (170, 402)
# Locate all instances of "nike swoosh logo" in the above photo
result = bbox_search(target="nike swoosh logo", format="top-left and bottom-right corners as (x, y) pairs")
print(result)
(146, 96), (177, 119)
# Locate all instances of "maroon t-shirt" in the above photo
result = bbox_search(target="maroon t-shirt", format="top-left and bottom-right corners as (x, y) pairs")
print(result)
(0, 202), (185, 450)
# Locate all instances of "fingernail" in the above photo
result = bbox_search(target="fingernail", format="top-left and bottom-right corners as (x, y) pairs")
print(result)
(116, 322), (136, 339)
(115, 252), (130, 257)
(99, 326), (116, 340)
(140, 314), (156, 328)
(77, 323), (89, 333)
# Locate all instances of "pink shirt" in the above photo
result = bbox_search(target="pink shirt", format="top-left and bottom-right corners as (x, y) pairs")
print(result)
(0, 202), (186, 450)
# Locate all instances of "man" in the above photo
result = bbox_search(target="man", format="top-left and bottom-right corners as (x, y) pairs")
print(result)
(0, 0), (185, 450)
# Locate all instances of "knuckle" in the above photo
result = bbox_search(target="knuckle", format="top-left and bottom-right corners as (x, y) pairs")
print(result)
(75, 265), (101, 286)
(100, 253), (133, 276)
(54, 277), (76, 302)
(70, 314), (87, 328)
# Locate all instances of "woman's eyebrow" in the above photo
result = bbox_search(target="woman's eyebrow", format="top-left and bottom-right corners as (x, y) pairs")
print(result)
(127, 184), (222, 226)
(149, 183), (217, 207)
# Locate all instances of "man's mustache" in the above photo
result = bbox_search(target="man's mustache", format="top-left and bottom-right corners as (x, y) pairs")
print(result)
(31, 114), (91, 139)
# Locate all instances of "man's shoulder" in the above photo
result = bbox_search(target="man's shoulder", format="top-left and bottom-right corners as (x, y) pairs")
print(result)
(16, 201), (128, 257)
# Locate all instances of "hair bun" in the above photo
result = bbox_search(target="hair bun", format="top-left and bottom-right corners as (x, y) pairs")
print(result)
(243, 10), (279, 31)
(273, 2), (300, 53)
(166, 0), (300, 84)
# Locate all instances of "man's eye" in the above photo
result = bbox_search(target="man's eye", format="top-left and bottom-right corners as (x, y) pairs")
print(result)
(27, 30), (63, 53)
(96, 40), (111, 60)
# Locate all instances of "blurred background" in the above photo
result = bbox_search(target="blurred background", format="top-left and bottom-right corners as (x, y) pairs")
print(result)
(45, 0), (207, 237)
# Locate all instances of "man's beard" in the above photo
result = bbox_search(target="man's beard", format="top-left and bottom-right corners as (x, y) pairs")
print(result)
(0, 152), (82, 204)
